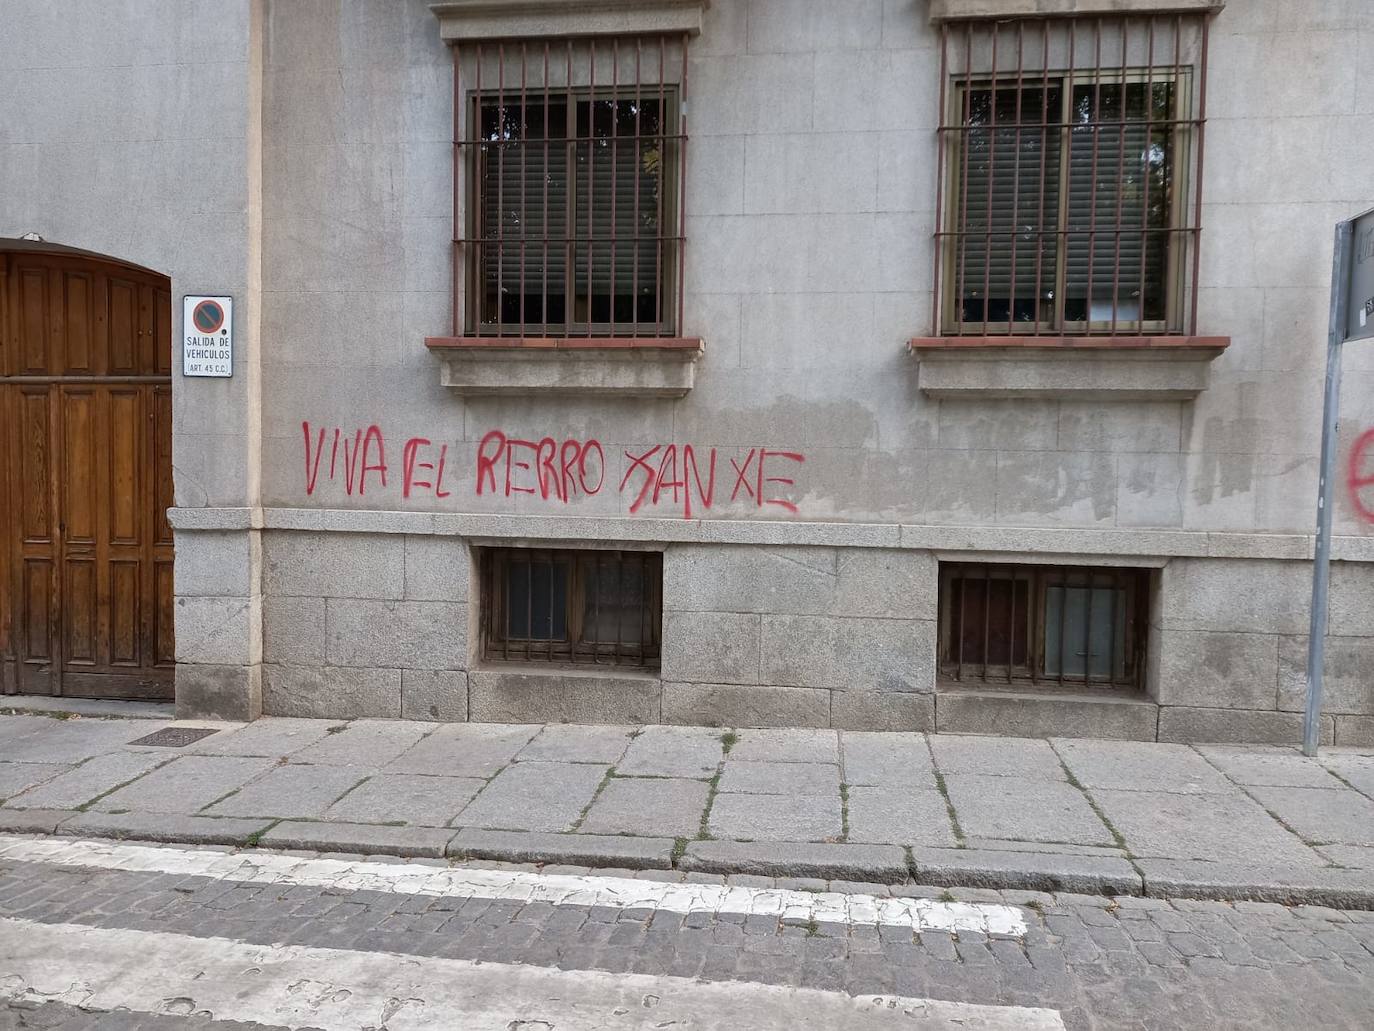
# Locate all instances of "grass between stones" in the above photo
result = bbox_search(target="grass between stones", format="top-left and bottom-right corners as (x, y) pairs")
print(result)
(1055, 759), (1130, 854)
(571, 765), (618, 832)
(932, 771), (966, 847)
(839, 782), (850, 841)
(74, 756), (180, 813)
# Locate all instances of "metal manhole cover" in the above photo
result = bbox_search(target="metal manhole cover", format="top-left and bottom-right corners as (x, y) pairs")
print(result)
(128, 726), (220, 748)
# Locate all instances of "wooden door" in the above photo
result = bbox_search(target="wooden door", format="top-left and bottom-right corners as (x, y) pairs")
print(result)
(0, 249), (175, 699)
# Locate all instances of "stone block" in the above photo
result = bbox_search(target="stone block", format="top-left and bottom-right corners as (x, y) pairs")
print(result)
(58, 812), (272, 848)
(0, 761), (71, 801)
(174, 596), (256, 666)
(0, 809), (73, 835)
(663, 545), (838, 616)
(917, 352), (1216, 401)
(833, 550), (939, 619)
(93, 755), (277, 815)
(324, 774), (485, 827)
(4, 751), (167, 810)
(679, 841), (909, 882)
(690, 53), (814, 136)
(172, 529), (254, 598)
(618, 725), (724, 778)
(937, 399), (1060, 452)
(206, 763), (367, 820)
(262, 531), (404, 599)
(448, 829), (676, 870)
(1321, 754), (1374, 796)
(935, 690), (1160, 742)
(325, 598), (466, 670)
(291, 719), (432, 767)
(1057, 401), (1184, 454)
(1153, 629), (1279, 709)
(175, 663), (263, 723)
(830, 691), (935, 732)
(579, 777), (710, 838)
(1334, 716), (1374, 747)
(263, 595), (325, 665)
(1135, 858), (1374, 910)
(1277, 635), (1374, 715)
(454, 761), (608, 833)
(401, 670), (468, 722)
(192, 718), (337, 758)
(661, 683), (830, 729)
(759, 615), (935, 693)
(743, 131), (879, 214)
(942, 774), (1116, 847)
(930, 735), (1066, 780)
(403, 534), (471, 601)
(1193, 745), (1343, 788)
(1052, 738), (1235, 795)
(719, 761), (839, 796)
(261, 821), (456, 859)
(517, 724), (637, 764)
(1158, 558), (1310, 635)
(661, 611), (760, 684)
(840, 732), (935, 785)
(729, 728), (840, 764)
(1157, 706), (1334, 745)
(909, 846), (1143, 897)
(468, 671), (661, 725)
(387, 723), (539, 778)
(706, 790), (841, 842)
(1245, 785), (1374, 846)
(847, 787), (958, 848)
(262, 664), (402, 720)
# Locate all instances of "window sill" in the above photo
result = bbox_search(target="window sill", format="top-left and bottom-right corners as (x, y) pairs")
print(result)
(927, 0), (1224, 21)
(431, 0), (709, 42)
(907, 335), (1229, 401)
(425, 336), (703, 397)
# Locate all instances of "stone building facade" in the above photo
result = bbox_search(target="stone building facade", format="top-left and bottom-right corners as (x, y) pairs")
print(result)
(2, 0), (1372, 743)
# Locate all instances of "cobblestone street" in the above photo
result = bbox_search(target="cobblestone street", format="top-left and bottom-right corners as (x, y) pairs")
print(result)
(3, 834), (1373, 1029)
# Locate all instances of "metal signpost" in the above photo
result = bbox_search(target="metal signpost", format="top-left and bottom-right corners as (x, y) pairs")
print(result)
(1304, 208), (1374, 756)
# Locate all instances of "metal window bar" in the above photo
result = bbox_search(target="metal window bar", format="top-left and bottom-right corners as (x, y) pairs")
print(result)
(938, 562), (1149, 690)
(933, 14), (1208, 337)
(480, 548), (662, 668)
(452, 34), (688, 338)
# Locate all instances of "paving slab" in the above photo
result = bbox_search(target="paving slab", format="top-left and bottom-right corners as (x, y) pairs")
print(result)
(0, 717), (170, 763)
(385, 722), (540, 777)
(1315, 844), (1374, 869)
(0, 762), (71, 802)
(728, 728), (839, 764)
(680, 841), (908, 881)
(1136, 858), (1374, 909)
(3, 751), (169, 810)
(845, 787), (957, 848)
(92, 755), (278, 815)
(1320, 753), (1374, 797)
(59, 811), (272, 847)
(187, 717), (338, 758)
(962, 838), (1128, 858)
(260, 820), (456, 858)
(0, 809), (73, 834)
(707, 791), (842, 843)
(616, 725), (723, 778)
(204, 763), (367, 819)
(910, 846), (1142, 897)
(290, 720), (433, 767)
(454, 761), (607, 832)
(942, 774), (1114, 846)
(515, 723), (637, 764)
(719, 761), (839, 796)
(1092, 788), (1321, 864)
(448, 828), (676, 869)
(839, 732), (935, 785)
(1245, 785), (1374, 846)
(1052, 739), (1233, 794)
(324, 773), (486, 827)
(1195, 745), (1346, 788)
(578, 776), (710, 838)
(929, 735), (1066, 780)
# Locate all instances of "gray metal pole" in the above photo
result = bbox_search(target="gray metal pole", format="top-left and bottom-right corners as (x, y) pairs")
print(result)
(1303, 221), (1353, 757)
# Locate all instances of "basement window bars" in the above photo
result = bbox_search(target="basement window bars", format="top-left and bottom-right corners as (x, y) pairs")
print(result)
(453, 35), (688, 338)
(938, 563), (1151, 690)
(934, 15), (1210, 336)
(480, 547), (663, 668)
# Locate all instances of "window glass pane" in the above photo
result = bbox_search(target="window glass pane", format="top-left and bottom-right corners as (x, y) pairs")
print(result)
(949, 574), (1031, 670)
(1043, 585), (1127, 680)
(1063, 81), (1175, 325)
(957, 83), (1062, 327)
(581, 554), (648, 645)
(506, 558), (568, 641)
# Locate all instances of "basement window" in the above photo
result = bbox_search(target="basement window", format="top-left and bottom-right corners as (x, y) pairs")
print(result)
(479, 547), (662, 668)
(938, 563), (1150, 690)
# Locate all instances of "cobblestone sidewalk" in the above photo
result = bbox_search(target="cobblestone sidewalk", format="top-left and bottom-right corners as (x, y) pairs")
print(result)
(1, 712), (1373, 906)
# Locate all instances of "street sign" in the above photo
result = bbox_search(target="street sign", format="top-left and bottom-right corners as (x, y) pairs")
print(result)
(1349, 208), (1374, 343)
(182, 295), (233, 377)
(1303, 208), (1374, 756)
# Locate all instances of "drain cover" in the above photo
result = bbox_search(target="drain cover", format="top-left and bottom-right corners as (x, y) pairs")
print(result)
(129, 726), (220, 748)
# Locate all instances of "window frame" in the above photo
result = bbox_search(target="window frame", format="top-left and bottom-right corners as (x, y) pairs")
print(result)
(478, 546), (664, 669)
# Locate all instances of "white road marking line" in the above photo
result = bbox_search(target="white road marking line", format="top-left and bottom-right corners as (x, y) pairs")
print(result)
(0, 916), (1066, 1030)
(0, 833), (1028, 936)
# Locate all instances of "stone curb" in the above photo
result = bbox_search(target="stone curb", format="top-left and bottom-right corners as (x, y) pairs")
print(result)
(1136, 859), (1374, 911)
(679, 841), (909, 882)
(0, 810), (74, 835)
(260, 821), (457, 859)
(909, 846), (1144, 897)
(58, 812), (272, 848)
(447, 829), (677, 869)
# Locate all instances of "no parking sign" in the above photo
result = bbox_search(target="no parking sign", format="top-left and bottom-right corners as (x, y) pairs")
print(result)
(182, 295), (233, 377)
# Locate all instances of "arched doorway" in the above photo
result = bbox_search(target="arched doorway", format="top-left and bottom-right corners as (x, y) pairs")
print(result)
(0, 243), (175, 699)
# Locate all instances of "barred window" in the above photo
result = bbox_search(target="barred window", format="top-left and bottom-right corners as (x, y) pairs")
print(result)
(935, 15), (1209, 336)
(939, 563), (1151, 690)
(453, 36), (687, 338)
(479, 548), (662, 668)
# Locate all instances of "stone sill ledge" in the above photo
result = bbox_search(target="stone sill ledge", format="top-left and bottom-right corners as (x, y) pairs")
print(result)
(909, 335), (1229, 400)
(475, 662), (660, 683)
(425, 336), (703, 397)
(431, 0), (709, 42)
(167, 507), (1374, 563)
(928, 0), (1224, 21)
